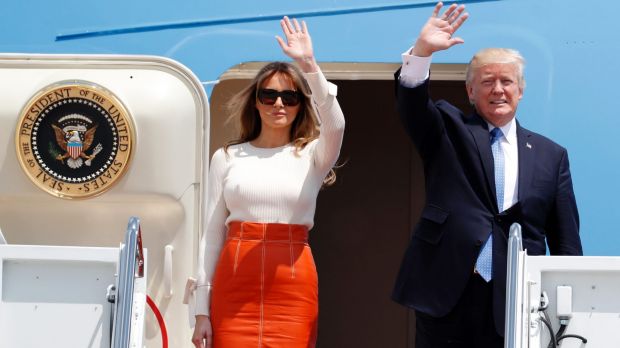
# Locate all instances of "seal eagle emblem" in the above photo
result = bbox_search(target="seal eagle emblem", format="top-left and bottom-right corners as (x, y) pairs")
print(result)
(15, 81), (135, 199)
(51, 115), (100, 169)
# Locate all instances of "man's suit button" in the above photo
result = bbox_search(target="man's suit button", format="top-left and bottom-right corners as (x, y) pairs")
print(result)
(476, 240), (483, 246)
(495, 216), (502, 223)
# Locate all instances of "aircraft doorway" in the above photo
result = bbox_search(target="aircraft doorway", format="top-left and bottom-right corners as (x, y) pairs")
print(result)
(208, 62), (471, 348)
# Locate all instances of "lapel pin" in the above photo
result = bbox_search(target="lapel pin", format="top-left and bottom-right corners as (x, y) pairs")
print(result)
(526, 142), (532, 149)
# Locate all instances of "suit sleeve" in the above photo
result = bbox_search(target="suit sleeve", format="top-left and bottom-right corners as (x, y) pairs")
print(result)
(394, 71), (446, 160)
(545, 149), (583, 255)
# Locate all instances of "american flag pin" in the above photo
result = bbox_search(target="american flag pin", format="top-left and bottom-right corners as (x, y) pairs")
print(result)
(526, 142), (532, 149)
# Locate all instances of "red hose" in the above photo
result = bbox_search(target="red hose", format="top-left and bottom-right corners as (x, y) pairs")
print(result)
(146, 295), (169, 348)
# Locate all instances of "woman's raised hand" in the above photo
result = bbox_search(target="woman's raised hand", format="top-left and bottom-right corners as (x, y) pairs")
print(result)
(276, 16), (318, 73)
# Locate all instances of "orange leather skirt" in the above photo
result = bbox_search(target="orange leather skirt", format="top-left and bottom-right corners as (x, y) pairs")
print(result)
(211, 221), (318, 348)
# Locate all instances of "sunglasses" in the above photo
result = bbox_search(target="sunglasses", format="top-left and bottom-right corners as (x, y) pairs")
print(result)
(257, 88), (302, 106)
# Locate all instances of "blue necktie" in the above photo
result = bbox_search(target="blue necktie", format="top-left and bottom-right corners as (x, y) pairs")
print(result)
(475, 127), (504, 282)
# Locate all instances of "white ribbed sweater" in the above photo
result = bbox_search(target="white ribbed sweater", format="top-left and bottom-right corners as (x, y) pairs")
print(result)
(195, 70), (345, 315)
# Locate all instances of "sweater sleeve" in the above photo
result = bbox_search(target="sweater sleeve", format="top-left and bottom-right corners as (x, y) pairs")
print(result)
(303, 69), (345, 174)
(195, 148), (229, 316)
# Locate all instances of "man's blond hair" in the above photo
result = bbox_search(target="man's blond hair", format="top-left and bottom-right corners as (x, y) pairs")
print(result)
(465, 48), (526, 88)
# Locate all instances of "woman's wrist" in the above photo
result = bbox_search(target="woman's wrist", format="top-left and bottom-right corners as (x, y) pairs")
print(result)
(295, 56), (318, 73)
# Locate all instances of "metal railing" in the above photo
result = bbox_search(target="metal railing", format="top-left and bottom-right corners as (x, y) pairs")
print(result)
(504, 222), (523, 348)
(0, 226), (6, 244)
(111, 216), (145, 348)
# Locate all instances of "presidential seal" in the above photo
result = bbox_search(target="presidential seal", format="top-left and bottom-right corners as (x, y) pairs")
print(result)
(15, 81), (135, 199)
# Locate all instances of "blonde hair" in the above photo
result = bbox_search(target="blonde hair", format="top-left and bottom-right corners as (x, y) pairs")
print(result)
(224, 61), (336, 186)
(465, 48), (526, 88)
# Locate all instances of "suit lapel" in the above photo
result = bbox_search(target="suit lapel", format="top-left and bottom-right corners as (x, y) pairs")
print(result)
(517, 123), (534, 200)
(466, 113), (499, 212)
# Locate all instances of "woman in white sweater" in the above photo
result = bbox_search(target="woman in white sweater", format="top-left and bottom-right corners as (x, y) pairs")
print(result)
(191, 16), (345, 348)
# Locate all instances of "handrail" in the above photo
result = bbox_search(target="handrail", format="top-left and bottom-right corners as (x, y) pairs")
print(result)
(111, 216), (145, 348)
(504, 222), (523, 348)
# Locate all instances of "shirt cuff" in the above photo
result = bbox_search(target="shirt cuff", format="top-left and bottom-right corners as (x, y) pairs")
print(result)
(400, 47), (432, 88)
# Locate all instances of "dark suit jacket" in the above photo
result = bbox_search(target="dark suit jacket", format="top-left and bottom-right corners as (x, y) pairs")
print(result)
(391, 76), (583, 335)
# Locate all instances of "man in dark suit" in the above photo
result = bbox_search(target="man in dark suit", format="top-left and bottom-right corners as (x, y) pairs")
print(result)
(392, 2), (583, 347)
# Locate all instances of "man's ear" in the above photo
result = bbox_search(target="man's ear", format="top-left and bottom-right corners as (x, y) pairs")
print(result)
(466, 84), (475, 104)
